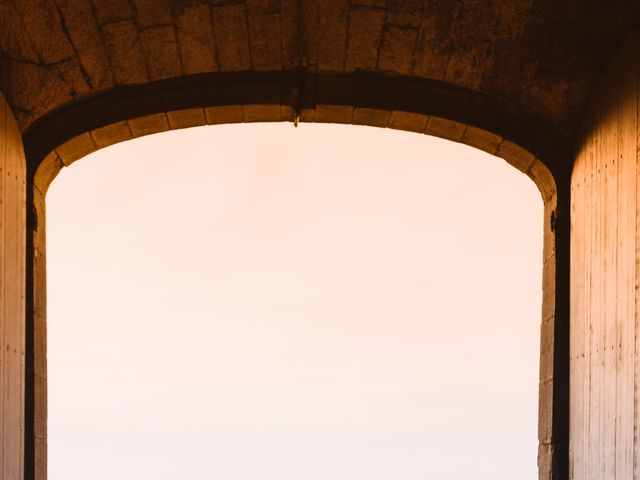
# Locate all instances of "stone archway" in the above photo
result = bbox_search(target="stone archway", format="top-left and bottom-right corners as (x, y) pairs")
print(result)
(7, 1), (638, 478)
(23, 71), (567, 480)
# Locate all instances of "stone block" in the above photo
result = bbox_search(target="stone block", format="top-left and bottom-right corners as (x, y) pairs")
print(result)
(15, 0), (75, 64)
(425, 116), (466, 142)
(243, 104), (282, 122)
(102, 20), (148, 84)
(389, 111), (428, 133)
(34, 152), (63, 195)
(176, 3), (218, 75)
(51, 58), (91, 96)
(247, 12), (282, 71)
(543, 199), (557, 262)
(299, 107), (316, 123)
(205, 105), (244, 124)
(34, 375), (47, 437)
(539, 316), (555, 383)
(0, 3), (40, 62)
(542, 256), (557, 321)
(461, 125), (502, 155)
(444, 41), (493, 89)
(55, 133), (96, 166)
(56, 0), (114, 88)
(378, 25), (417, 74)
(132, 0), (172, 27)
(35, 436), (48, 478)
(315, 104), (354, 124)
(538, 380), (553, 444)
(90, 0), (132, 24)
(211, 4), (251, 72)
(353, 107), (390, 128)
(90, 120), (132, 148)
(529, 161), (556, 203)
(496, 139), (536, 174)
(279, 0), (299, 69)
(140, 26), (183, 80)
(167, 108), (207, 130)
(351, 0), (386, 7)
(129, 113), (170, 138)
(280, 104), (296, 123)
(345, 7), (385, 71)
(299, 0), (317, 66)
(317, 0), (348, 71)
(386, 0), (422, 27)
(537, 443), (554, 480)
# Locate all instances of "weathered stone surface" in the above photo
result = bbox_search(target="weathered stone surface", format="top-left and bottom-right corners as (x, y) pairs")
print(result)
(55, 133), (95, 166)
(211, 4), (251, 72)
(15, 0), (75, 64)
(345, 7), (385, 71)
(245, 0), (283, 71)
(102, 20), (149, 84)
(279, 0), (299, 69)
(89, 0), (132, 24)
(378, 25), (418, 74)
(352, 107), (389, 128)
(128, 113), (170, 138)
(461, 126), (502, 156)
(389, 111), (428, 133)
(90, 120), (132, 148)
(140, 25), (182, 80)
(175, 3), (218, 74)
(167, 108), (207, 130)
(425, 116), (466, 143)
(0, 2), (40, 62)
(0, 60), (73, 119)
(0, 0), (635, 139)
(205, 105), (244, 124)
(386, 0), (421, 27)
(317, 0), (349, 71)
(56, 0), (114, 88)
(33, 151), (63, 195)
(51, 58), (91, 97)
(133, 0), (172, 27)
(496, 140), (535, 174)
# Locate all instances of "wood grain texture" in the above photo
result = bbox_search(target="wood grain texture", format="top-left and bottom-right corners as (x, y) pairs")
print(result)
(0, 92), (26, 479)
(570, 31), (639, 480)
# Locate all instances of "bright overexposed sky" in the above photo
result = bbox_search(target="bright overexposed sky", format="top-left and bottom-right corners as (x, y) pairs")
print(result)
(46, 123), (542, 479)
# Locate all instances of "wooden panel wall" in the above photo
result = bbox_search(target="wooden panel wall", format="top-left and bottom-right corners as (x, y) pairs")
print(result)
(0, 93), (26, 477)
(570, 32), (639, 479)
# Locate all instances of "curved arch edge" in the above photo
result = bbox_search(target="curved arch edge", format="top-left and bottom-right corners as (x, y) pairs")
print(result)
(31, 107), (558, 209)
(18, 71), (570, 480)
(23, 71), (569, 195)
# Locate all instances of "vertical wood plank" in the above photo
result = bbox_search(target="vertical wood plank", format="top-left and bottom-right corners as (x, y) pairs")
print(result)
(1, 81), (6, 480)
(615, 32), (637, 479)
(571, 29), (640, 480)
(570, 114), (586, 479)
(0, 92), (26, 480)
(634, 31), (640, 480)
(603, 65), (616, 479)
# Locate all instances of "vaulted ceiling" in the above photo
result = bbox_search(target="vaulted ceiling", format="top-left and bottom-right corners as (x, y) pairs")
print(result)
(1, 0), (638, 145)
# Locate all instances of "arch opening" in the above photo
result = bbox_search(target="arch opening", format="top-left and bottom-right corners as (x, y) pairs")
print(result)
(43, 123), (544, 480)
(22, 73), (567, 479)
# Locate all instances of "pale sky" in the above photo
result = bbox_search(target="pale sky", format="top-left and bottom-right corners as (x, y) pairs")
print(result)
(46, 123), (543, 479)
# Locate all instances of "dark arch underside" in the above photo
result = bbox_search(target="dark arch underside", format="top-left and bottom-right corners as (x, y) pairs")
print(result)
(23, 70), (571, 180)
